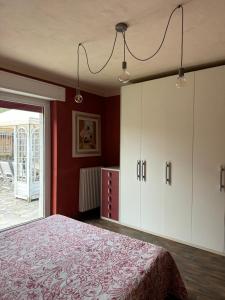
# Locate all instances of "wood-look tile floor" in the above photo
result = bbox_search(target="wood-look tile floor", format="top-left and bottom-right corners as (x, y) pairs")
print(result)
(86, 219), (225, 300)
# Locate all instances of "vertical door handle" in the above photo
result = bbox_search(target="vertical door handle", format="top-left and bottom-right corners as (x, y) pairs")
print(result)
(165, 162), (172, 185)
(137, 160), (141, 181)
(220, 165), (225, 192)
(165, 162), (168, 184)
(142, 160), (146, 181)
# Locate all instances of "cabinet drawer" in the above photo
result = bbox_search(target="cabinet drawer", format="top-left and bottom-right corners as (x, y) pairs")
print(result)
(101, 169), (119, 221)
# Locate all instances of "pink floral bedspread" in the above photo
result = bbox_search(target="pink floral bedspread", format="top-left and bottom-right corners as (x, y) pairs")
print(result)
(0, 215), (187, 299)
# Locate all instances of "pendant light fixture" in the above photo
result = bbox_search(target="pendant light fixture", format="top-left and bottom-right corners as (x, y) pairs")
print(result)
(75, 4), (185, 103)
(117, 23), (130, 83)
(176, 5), (186, 88)
(74, 43), (83, 103)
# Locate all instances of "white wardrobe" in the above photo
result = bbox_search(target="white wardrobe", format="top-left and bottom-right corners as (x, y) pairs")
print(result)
(120, 65), (225, 254)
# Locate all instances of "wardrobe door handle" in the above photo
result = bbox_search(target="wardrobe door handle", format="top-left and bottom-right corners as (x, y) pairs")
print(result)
(165, 162), (168, 184)
(142, 160), (146, 181)
(166, 162), (172, 185)
(219, 165), (225, 192)
(137, 160), (141, 181)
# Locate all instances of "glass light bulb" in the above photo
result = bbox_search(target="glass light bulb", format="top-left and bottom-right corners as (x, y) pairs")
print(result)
(74, 89), (83, 103)
(118, 69), (130, 84)
(176, 75), (187, 88)
(176, 67), (187, 88)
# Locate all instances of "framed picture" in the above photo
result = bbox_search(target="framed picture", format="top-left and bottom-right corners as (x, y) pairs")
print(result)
(72, 111), (101, 157)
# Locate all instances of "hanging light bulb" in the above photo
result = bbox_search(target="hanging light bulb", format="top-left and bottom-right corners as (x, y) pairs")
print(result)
(74, 43), (83, 103)
(176, 67), (186, 88)
(74, 88), (83, 103)
(176, 5), (186, 88)
(118, 61), (130, 83)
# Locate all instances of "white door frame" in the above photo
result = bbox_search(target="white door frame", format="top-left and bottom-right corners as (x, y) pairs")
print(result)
(0, 91), (51, 217)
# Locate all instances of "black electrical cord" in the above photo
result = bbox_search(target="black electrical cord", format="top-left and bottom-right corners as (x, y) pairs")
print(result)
(76, 4), (184, 86)
(123, 32), (126, 62)
(180, 5), (184, 68)
(77, 43), (80, 88)
(123, 5), (183, 62)
(77, 31), (118, 77)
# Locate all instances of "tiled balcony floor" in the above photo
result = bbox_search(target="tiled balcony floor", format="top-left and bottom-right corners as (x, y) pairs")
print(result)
(0, 189), (40, 230)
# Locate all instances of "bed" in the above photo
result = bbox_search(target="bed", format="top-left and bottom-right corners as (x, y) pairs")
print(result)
(0, 215), (187, 299)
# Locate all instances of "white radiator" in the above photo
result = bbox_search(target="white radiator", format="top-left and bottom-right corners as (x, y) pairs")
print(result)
(79, 167), (101, 212)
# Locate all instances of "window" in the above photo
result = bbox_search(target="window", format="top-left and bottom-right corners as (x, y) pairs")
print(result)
(0, 94), (50, 220)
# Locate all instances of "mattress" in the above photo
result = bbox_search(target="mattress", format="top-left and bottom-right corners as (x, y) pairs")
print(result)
(0, 215), (187, 299)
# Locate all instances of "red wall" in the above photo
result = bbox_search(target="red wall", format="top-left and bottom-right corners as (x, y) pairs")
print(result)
(51, 87), (107, 218)
(52, 91), (120, 218)
(102, 96), (120, 167)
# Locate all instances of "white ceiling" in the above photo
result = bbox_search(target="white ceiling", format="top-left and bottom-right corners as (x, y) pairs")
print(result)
(0, 0), (225, 97)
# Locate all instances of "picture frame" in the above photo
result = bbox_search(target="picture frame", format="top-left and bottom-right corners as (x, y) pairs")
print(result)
(72, 111), (101, 157)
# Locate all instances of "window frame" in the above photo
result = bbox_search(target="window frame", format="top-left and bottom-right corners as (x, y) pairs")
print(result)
(0, 92), (51, 218)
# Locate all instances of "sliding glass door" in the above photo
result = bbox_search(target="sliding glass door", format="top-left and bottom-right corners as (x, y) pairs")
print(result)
(0, 99), (49, 230)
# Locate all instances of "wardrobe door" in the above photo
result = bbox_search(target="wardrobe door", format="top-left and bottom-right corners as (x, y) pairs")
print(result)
(162, 74), (194, 243)
(141, 79), (166, 235)
(141, 74), (194, 242)
(192, 67), (225, 252)
(120, 84), (142, 227)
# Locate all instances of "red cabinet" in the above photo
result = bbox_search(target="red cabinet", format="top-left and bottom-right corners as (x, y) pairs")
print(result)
(101, 168), (119, 221)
